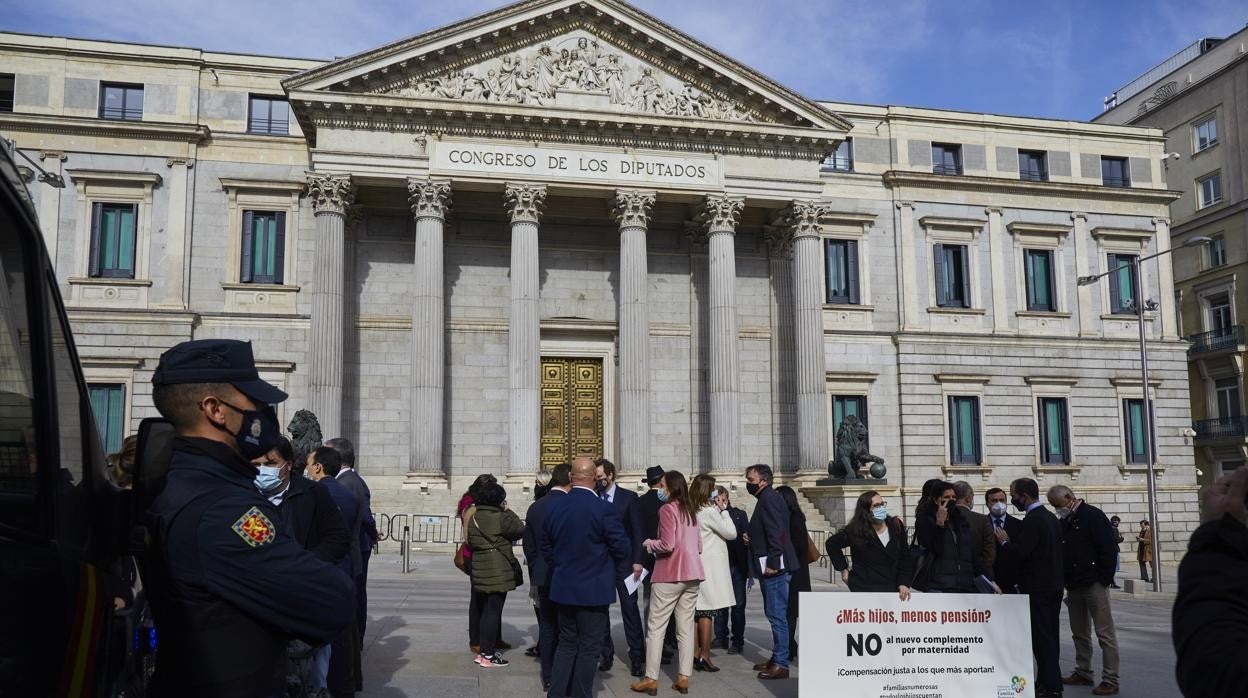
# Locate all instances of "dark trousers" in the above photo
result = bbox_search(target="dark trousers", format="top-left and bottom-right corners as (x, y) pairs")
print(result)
(478, 591), (508, 657)
(1138, 560), (1151, 582)
(356, 546), (371, 641)
(714, 567), (747, 648)
(603, 579), (645, 663)
(468, 587), (502, 647)
(1030, 591), (1063, 694)
(537, 586), (560, 685)
(326, 619), (358, 698)
(549, 604), (608, 698)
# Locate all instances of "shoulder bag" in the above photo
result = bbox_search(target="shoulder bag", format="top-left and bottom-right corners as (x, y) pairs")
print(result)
(453, 509), (475, 575)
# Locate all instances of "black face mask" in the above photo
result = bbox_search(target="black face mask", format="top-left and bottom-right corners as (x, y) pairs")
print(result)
(214, 400), (281, 461)
(1010, 496), (1027, 513)
(745, 482), (760, 497)
(595, 478), (609, 494)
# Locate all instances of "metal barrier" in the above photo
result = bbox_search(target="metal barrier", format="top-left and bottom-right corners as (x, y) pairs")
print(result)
(808, 528), (830, 568)
(380, 512), (461, 546)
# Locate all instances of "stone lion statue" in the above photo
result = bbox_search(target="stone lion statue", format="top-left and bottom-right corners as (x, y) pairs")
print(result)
(288, 409), (323, 468)
(830, 414), (886, 479)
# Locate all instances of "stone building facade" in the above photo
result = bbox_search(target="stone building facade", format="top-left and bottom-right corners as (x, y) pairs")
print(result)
(1, 0), (1200, 558)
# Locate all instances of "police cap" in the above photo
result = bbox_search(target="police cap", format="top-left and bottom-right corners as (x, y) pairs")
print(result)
(153, 339), (288, 405)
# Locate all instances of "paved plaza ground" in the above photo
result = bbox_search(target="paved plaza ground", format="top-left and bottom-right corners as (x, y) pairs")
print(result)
(358, 553), (1180, 697)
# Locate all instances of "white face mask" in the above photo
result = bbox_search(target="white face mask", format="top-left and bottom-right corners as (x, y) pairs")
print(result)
(989, 502), (1007, 517)
(1055, 507), (1072, 519)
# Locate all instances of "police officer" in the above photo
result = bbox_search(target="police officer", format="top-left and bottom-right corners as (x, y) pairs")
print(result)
(144, 339), (355, 698)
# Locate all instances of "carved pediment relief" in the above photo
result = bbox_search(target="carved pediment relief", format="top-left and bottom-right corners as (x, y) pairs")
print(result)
(375, 29), (758, 123)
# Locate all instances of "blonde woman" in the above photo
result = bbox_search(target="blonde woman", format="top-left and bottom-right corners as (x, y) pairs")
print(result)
(689, 474), (736, 672)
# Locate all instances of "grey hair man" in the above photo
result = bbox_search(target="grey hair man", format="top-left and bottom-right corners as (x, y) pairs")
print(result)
(953, 480), (996, 579)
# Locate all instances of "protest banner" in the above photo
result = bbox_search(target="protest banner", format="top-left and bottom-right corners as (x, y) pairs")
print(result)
(800, 592), (1033, 698)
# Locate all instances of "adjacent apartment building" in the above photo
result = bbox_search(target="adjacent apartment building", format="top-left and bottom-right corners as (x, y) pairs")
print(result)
(1096, 25), (1248, 489)
(0, 0), (1200, 556)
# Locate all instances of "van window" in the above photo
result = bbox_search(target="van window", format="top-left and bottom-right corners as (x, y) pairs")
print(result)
(0, 208), (38, 535)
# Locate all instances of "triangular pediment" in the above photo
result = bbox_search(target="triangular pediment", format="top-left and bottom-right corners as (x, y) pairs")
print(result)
(283, 0), (850, 133)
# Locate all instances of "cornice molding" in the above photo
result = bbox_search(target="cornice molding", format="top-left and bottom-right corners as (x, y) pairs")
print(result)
(0, 112), (210, 144)
(65, 169), (162, 187)
(882, 170), (1183, 205)
(1090, 226), (1154, 241)
(219, 177), (307, 194)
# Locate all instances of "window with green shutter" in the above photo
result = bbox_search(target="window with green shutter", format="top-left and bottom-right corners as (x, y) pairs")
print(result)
(88, 384), (125, 456)
(1107, 254), (1137, 315)
(948, 395), (981, 465)
(1037, 397), (1070, 464)
(1025, 249), (1055, 311)
(88, 202), (137, 279)
(824, 239), (860, 304)
(934, 244), (970, 308)
(241, 210), (286, 284)
(1123, 398), (1154, 464)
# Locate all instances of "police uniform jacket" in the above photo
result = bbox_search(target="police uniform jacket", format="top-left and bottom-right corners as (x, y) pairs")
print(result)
(145, 437), (355, 698)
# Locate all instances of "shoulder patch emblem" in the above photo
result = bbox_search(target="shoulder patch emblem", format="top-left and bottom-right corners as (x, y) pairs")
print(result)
(232, 506), (276, 547)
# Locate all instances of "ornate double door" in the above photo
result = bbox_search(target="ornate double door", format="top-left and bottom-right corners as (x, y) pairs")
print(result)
(540, 357), (604, 470)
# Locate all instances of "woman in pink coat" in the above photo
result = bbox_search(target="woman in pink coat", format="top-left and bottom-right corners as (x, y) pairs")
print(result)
(631, 470), (704, 696)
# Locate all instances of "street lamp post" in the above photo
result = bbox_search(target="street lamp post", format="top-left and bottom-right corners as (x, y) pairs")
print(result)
(1078, 235), (1210, 593)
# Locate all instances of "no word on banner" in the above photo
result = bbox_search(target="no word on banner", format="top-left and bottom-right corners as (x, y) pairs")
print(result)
(799, 592), (1034, 698)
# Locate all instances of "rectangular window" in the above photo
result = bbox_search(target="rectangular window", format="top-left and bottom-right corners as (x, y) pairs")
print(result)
(1037, 397), (1070, 464)
(821, 138), (854, 172)
(1193, 115), (1218, 152)
(1106, 253), (1138, 315)
(1123, 398), (1155, 464)
(1208, 235), (1226, 268)
(1024, 249), (1055, 311)
(88, 202), (137, 279)
(248, 95), (289, 135)
(1215, 378), (1241, 419)
(240, 211), (286, 284)
(1198, 173), (1223, 208)
(1101, 156), (1130, 188)
(932, 143), (963, 175)
(832, 395), (869, 449)
(0, 73), (14, 113)
(1209, 293), (1232, 332)
(933, 243), (970, 308)
(824, 238), (860, 304)
(88, 384), (125, 456)
(99, 82), (143, 120)
(948, 396), (982, 465)
(1018, 150), (1048, 181)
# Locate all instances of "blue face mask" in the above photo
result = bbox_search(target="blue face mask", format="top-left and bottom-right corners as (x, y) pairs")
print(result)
(871, 505), (888, 521)
(656, 489), (669, 503)
(255, 465), (284, 495)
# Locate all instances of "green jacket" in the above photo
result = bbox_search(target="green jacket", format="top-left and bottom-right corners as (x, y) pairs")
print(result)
(466, 505), (525, 593)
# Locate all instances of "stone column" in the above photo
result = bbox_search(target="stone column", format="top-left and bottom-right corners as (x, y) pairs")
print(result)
(1152, 217), (1177, 339)
(699, 195), (745, 472)
(505, 183), (546, 475)
(305, 173), (354, 437)
(1072, 212), (1095, 337)
(613, 190), (656, 473)
(407, 178), (452, 475)
(161, 158), (193, 309)
(766, 228), (797, 469)
(985, 207), (1010, 333)
(896, 202), (919, 331)
(782, 201), (831, 474)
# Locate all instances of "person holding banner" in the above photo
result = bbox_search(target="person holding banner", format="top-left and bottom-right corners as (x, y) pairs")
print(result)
(825, 491), (912, 599)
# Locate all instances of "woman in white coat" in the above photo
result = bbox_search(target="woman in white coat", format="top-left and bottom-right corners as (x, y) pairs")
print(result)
(689, 473), (738, 672)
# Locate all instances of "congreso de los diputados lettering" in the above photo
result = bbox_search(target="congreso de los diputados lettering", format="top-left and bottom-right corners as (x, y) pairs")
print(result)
(0, 0), (1200, 555)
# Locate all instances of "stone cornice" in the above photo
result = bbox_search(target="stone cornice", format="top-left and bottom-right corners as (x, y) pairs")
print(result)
(65, 169), (162, 188)
(305, 173), (354, 215)
(882, 170), (1183, 205)
(0, 112), (210, 144)
(1006, 221), (1072, 237)
(219, 177), (307, 194)
(1090, 226), (1154, 241)
(504, 182), (547, 224)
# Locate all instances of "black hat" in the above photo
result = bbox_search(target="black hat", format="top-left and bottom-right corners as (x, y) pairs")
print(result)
(153, 339), (288, 405)
(642, 465), (665, 485)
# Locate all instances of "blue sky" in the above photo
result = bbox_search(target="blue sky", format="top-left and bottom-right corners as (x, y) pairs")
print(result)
(5, 0), (1244, 121)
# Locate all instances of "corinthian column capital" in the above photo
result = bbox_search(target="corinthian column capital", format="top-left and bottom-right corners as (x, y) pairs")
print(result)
(305, 173), (355, 215)
(407, 177), (452, 221)
(779, 200), (829, 240)
(611, 189), (656, 229)
(504, 182), (547, 224)
(697, 194), (745, 235)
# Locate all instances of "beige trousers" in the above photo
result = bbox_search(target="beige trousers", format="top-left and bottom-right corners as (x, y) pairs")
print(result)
(1066, 583), (1120, 686)
(644, 580), (699, 679)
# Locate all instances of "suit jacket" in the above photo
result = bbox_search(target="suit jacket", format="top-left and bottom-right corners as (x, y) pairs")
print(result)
(961, 507), (996, 578)
(989, 514), (1022, 592)
(541, 487), (631, 606)
(1172, 515), (1248, 698)
(336, 468), (377, 561)
(826, 517), (914, 593)
(275, 476), (350, 565)
(1060, 500), (1117, 589)
(608, 485), (645, 567)
(319, 475), (363, 577)
(638, 488), (663, 571)
(747, 485), (799, 576)
(724, 506), (751, 578)
(522, 488), (566, 588)
(1000, 504), (1063, 595)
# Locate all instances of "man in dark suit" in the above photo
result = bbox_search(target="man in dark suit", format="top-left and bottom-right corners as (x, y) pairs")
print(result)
(714, 487), (750, 653)
(325, 437), (377, 648)
(636, 465), (675, 658)
(953, 481), (996, 585)
(1048, 485), (1120, 695)
(524, 463), (572, 693)
(594, 458), (646, 676)
(745, 463), (799, 681)
(986, 487), (1021, 593)
(996, 477), (1064, 697)
(542, 457), (631, 698)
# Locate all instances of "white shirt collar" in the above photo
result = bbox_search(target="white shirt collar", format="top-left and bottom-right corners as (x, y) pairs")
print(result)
(605, 483), (618, 501)
(572, 485), (597, 495)
(336, 467), (352, 479)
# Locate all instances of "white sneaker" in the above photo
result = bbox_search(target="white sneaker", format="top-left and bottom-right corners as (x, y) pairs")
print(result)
(476, 653), (509, 668)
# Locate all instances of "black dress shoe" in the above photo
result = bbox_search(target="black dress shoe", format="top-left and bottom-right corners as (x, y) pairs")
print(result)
(542, 680), (551, 692)
(598, 656), (614, 672)
(630, 659), (644, 677)
(524, 645), (540, 658)
(693, 658), (705, 672)
(726, 645), (742, 655)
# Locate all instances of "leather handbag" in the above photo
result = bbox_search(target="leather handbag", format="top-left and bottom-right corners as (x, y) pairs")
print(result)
(453, 510), (475, 575)
(805, 533), (821, 565)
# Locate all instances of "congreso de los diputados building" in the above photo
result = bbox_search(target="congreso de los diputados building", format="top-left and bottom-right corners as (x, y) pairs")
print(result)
(0, 0), (1202, 556)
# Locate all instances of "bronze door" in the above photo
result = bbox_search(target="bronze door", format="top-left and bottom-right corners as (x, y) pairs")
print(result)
(540, 358), (604, 470)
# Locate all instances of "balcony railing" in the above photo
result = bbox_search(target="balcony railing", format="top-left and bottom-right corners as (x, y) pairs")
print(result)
(1194, 416), (1248, 441)
(1187, 325), (1244, 355)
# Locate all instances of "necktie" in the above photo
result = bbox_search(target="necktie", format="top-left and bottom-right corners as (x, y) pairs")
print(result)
(600, 491), (609, 502)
